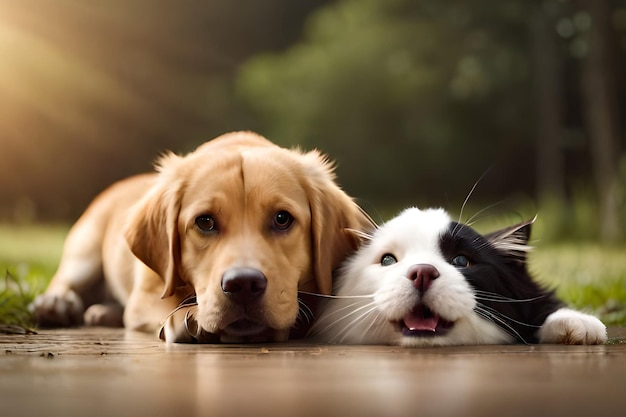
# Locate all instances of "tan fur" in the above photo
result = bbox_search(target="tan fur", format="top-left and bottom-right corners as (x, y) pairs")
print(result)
(33, 131), (373, 342)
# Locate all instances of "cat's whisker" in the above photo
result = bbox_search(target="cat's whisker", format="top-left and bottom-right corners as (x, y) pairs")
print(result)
(477, 303), (542, 329)
(309, 301), (369, 334)
(320, 300), (377, 328)
(475, 305), (528, 344)
(311, 300), (378, 342)
(346, 309), (387, 344)
(475, 301), (549, 344)
(319, 300), (371, 322)
(458, 181), (478, 227)
(464, 201), (504, 228)
(330, 304), (381, 344)
(298, 291), (375, 300)
(162, 296), (199, 322)
(297, 298), (315, 324)
(345, 227), (375, 241)
(474, 296), (545, 303)
(457, 169), (492, 227)
(362, 310), (386, 339)
(179, 294), (198, 307)
(473, 290), (549, 303)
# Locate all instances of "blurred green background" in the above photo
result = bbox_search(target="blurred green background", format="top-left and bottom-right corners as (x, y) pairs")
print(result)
(1, 0), (625, 327)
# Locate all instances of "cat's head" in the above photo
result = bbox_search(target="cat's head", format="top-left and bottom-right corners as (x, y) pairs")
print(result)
(327, 207), (555, 346)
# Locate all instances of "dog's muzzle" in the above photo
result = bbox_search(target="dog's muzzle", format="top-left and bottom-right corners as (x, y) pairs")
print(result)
(221, 267), (267, 304)
(160, 268), (279, 343)
(219, 267), (271, 340)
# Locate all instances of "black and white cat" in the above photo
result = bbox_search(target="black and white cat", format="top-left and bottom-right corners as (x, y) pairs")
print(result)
(310, 207), (607, 346)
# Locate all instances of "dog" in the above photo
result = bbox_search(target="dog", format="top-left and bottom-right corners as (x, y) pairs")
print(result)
(32, 131), (373, 343)
(310, 207), (607, 346)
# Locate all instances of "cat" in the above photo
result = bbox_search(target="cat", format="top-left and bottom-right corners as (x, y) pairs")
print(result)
(309, 207), (607, 346)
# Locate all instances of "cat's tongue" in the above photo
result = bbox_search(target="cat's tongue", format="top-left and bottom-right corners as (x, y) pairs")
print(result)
(403, 305), (439, 332)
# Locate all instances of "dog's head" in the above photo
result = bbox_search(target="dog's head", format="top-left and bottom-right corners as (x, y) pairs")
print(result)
(125, 131), (371, 342)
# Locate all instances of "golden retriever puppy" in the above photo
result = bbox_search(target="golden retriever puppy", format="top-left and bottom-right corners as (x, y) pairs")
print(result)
(32, 131), (373, 343)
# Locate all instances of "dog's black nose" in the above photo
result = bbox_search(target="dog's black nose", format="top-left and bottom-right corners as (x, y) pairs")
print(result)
(407, 264), (440, 294)
(221, 268), (267, 304)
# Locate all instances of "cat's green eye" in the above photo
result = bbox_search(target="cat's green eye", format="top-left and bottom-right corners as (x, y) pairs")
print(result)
(451, 255), (471, 268)
(380, 253), (398, 266)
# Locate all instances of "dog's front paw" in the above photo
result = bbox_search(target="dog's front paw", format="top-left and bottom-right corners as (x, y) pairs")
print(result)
(31, 290), (85, 327)
(84, 303), (124, 327)
(159, 305), (218, 343)
(538, 308), (607, 345)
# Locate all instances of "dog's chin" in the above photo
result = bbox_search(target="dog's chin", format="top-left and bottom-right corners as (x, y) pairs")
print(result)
(391, 304), (455, 339)
(192, 323), (289, 343)
(224, 318), (268, 336)
(219, 320), (287, 343)
(213, 314), (293, 343)
(187, 309), (292, 343)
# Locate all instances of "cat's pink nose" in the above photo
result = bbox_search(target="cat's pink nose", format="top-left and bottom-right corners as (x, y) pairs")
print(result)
(407, 264), (440, 293)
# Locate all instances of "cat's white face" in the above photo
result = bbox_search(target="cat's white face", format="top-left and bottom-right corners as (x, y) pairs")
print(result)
(311, 207), (512, 346)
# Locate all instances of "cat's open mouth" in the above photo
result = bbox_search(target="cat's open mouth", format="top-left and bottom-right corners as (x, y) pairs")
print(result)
(394, 304), (454, 337)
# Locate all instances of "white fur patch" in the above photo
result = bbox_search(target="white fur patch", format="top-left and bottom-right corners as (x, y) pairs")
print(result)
(538, 308), (607, 344)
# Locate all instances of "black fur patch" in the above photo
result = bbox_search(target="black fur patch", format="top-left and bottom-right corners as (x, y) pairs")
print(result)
(439, 222), (563, 343)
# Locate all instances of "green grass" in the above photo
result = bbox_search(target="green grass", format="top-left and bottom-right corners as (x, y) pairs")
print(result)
(0, 270), (40, 332)
(0, 222), (625, 330)
(529, 244), (626, 326)
(0, 223), (68, 332)
(0, 223), (68, 277)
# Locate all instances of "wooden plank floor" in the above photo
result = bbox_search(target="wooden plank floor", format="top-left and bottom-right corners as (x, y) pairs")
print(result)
(2, 327), (625, 417)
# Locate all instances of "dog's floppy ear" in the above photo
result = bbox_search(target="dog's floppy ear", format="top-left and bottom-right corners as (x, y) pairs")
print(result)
(125, 152), (187, 298)
(303, 151), (374, 295)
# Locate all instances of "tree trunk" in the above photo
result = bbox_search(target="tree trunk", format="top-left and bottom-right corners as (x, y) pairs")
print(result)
(530, 4), (566, 203)
(580, 0), (622, 242)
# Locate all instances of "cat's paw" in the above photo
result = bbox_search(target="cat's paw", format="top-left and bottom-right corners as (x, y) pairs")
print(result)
(30, 290), (85, 327)
(538, 308), (607, 345)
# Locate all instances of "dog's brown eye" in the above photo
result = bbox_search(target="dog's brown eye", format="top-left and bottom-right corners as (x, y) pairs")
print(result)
(195, 215), (217, 233)
(381, 253), (397, 266)
(273, 210), (294, 231)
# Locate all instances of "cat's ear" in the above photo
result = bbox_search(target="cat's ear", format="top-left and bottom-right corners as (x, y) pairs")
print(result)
(485, 216), (535, 262)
